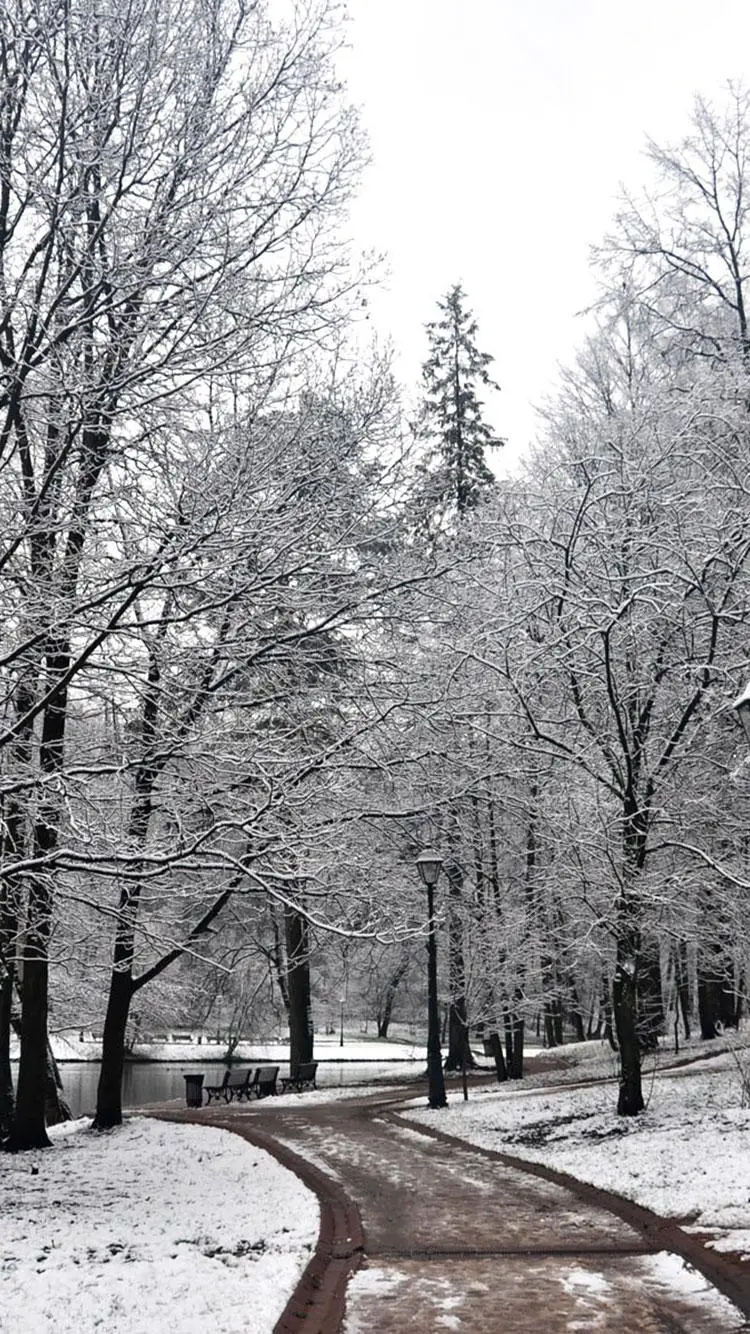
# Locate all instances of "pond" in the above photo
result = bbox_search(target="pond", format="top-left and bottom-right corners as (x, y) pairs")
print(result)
(11, 1060), (421, 1119)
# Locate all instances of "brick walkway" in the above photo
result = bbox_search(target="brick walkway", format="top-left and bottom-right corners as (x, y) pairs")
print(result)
(151, 1079), (750, 1333)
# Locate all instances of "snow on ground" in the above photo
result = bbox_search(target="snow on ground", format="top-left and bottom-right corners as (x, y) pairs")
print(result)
(407, 1039), (750, 1259)
(0, 1116), (318, 1334)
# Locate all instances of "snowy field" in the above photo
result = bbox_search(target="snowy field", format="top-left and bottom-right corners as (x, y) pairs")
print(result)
(408, 1038), (750, 1260)
(0, 1117), (318, 1334)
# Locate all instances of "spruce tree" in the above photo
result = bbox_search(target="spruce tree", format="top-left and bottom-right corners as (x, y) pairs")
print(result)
(415, 283), (502, 534)
(415, 286), (502, 1074)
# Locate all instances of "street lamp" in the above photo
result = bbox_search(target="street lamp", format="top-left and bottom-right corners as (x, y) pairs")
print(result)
(733, 681), (750, 750)
(339, 995), (345, 1048)
(416, 848), (447, 1109)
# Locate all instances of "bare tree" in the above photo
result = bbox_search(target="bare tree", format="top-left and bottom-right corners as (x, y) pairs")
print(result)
(0, 0), (365, 1149)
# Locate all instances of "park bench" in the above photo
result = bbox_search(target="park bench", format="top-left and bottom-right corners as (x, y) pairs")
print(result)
(227, 1067), (261, 1101)
(204, 1064), (278, 1103)
(251, 1065), (279, 1099)
(279, 1061), (318, 1094)
(204, 1070), (232, 1103)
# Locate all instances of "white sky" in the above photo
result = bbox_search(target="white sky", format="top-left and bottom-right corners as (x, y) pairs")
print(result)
(342, 0), (750, 469)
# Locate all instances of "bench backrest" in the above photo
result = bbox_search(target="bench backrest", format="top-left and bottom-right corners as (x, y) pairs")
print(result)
(297, 1062), (317, 1080)
(257, 1065), (278, 1085)
(229, 1067), (257, 1088)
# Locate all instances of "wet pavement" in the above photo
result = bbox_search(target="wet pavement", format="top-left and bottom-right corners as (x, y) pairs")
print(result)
(150, 1085), (750, 1333)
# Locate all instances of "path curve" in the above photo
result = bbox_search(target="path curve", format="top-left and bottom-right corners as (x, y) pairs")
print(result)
(149, 1079), (750, 1333)
(152, 1105), (363, 1333)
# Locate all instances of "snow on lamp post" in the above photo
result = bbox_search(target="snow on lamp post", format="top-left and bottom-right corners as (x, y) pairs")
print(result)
(733, 681), (750, 752)
(416, 849), (447, 1109)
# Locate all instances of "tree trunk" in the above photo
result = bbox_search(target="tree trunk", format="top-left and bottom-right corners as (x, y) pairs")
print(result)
(285, 904), (313, 1078)
(9, 950), (52, 1149)
(541, 953), (563, 1046)
(445, 995), (474, 1070)
(93, 971), (136, 1129)
(0, 945), (16, 1139)
(444, 859), (475, 1071)
(637, 937), (663, 1052)
(613, 929), (644, 1115)
(45, 1040), (72, 1126)
(0, 878), (21, 1140)
(696, 925), (738, 1036)
(9, 643), (71, 1150)
(720, 971), (741, 1030)
(506, 1009), (524, 1079)
(488, 1030), (508, 1082)
(674, 940), (691, 1040)
(1, 684), (35, 1144)
(567, 980), (585, 1042)
(376, 955), (410, 1040)
(697, 972), (723, 1039)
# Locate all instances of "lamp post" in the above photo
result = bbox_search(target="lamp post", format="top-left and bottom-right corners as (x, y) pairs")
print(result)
(416, 849), (447, 1109)
(339, 995), (345, 1048)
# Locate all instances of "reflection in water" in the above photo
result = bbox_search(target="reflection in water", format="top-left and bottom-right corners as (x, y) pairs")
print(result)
(10, 1060), (420, 1118)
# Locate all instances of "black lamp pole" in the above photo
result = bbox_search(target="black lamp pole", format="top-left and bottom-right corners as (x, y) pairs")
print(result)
(417, 849), (447, 1109)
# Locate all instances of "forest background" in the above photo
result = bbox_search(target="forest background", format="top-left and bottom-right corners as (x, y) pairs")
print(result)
(3, 0), (750, 1148)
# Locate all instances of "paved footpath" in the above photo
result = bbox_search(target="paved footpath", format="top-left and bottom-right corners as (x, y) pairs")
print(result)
(152, 1081), (750, 1333)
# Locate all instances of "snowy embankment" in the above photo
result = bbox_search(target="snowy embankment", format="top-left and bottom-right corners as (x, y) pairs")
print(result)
(408, 1038), (750, 1260)
(37, 1030), (427, 1064)
(0, 1117), (318, 1334)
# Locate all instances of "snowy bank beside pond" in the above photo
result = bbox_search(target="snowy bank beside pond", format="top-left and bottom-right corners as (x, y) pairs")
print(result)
(406, 1050), (750, 1260)
(0, 1117), (318, 1334)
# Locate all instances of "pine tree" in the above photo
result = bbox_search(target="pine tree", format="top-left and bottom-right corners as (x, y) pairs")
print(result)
(415, 283), (502, 533)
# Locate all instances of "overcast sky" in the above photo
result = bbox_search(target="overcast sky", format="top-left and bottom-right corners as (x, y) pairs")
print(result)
(341, 0), (750, 469)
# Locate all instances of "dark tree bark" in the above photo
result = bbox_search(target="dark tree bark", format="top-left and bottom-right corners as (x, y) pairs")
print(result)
(612, 794), (651, 1117)
(674, 939), (692, 1040)
(0, 975), (13, 1139)
(613, 951), (643, 1114)
(94, 972), (135, 1130)
(45, 1040), (72, 1125)
(488, 1030), (508, 1082)
(285, 903), (313, 1079)
(9, 775), (63, 1150)
(567, 981), (585, 1042)
(504, 1004), (524, 1079)
(443, 858), (475, 1071)
(542, 951), (563, 1047)
(0, 715), (30, 1141)
(637, 937), (664, 1052)
(613, 892), (644, 1116)
(697, 917), (740, 1038)
(0, 910), (19, 1138)
(376, 955), (410, 1039)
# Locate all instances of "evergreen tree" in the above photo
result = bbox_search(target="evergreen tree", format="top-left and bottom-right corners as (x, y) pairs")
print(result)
(414, 285), (501, 1074)
(415, 284), (502, 533)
